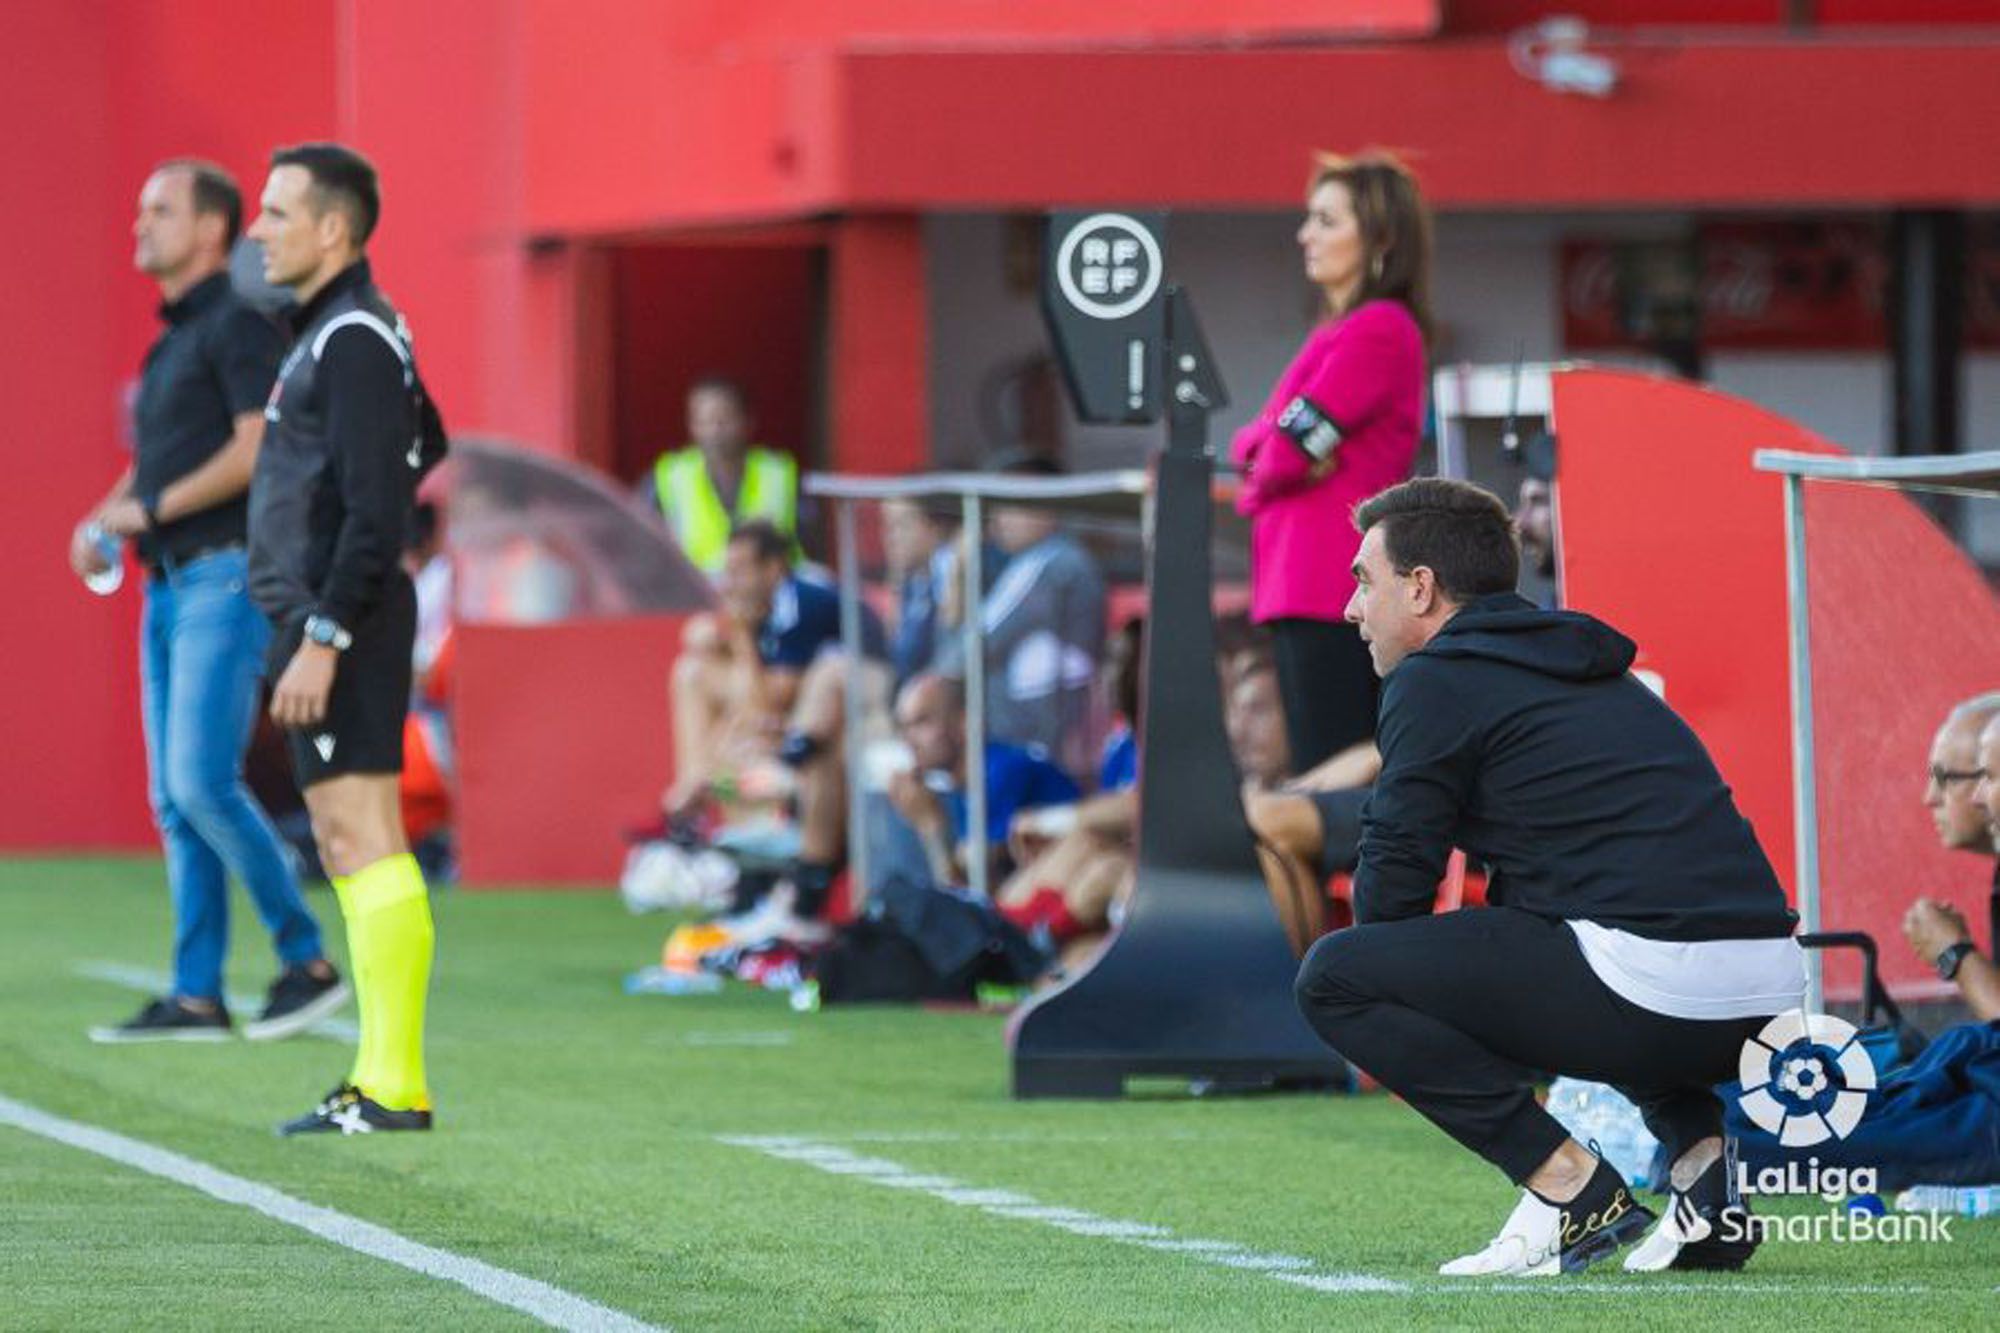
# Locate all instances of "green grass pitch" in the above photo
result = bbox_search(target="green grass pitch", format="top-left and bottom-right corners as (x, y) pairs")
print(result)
(2, 857), (1993, 1330)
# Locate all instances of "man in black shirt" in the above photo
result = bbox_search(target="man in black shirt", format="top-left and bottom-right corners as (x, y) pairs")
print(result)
(73, 159), (347, 1046)
(1294, 478), (1804, 1278)
(246, 143), (437, 1136)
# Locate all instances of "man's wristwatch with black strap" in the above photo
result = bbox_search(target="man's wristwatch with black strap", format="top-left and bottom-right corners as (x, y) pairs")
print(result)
(1935, 940), (1978, 982)
(303, 614), (354, 652)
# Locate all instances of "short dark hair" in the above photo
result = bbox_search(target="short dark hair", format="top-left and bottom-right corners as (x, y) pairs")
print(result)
(728, 518), (791, 565)
(1353, 478), (1519, 602)
(688, 375), (750, 411)
(270, 142), (380, 245)
(157, 158), (243, 247)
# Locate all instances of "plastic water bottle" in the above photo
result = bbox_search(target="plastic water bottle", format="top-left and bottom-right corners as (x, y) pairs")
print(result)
(82, 523), (124, 595)
(1894, 1185), (2000, 1217)
(1544, 1078), (1660, 1188)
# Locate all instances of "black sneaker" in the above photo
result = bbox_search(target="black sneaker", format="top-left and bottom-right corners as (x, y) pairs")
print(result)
(243, 964), (352, 1042)
(1440, 1154), (1655, 1277)
(278, 1084), (433, 1137)
(1624, 1140), (1758, 1272)
(88, 997), (232, 1044)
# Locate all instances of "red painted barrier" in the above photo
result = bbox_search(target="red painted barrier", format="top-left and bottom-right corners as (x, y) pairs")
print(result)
(453, 617), (690, 887)
(1801, 482), (2000, 1000)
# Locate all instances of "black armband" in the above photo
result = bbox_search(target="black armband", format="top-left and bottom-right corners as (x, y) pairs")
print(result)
(1276, 395), (1343, 464)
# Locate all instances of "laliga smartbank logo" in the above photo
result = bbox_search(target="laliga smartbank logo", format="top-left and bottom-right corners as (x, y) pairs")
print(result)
(1726, 1009), (1954, 1246)
(1736, 1009), (1876, 1146)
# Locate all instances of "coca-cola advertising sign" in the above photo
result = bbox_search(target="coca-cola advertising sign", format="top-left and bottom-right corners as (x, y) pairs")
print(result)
(1562, 221), (2000, 352)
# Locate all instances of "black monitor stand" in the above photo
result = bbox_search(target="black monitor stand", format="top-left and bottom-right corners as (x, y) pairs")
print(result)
(1009, 289), (1350, 1097)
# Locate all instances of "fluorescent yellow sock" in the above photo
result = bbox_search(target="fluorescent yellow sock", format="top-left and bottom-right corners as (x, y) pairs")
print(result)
(329, 874), (374, 1093)
(343, 854), (434, 1112)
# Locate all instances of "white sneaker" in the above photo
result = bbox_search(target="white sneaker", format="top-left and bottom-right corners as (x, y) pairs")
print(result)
(1623, 1146), (1757, 1273)
(1439, 1189), (1566, 1276)
(715, 882), (830, 948)
(1440, 1158), (1655, 1278)
(1622, 1190), (1710, 1273)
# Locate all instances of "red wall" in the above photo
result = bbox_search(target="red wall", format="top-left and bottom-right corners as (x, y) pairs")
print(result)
(836, 44), (2000, 212)
(0, 2), (338, 849)
(608, 243), (821, 484)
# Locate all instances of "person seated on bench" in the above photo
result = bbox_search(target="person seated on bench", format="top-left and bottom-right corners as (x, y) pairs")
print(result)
(931, 456), (1106, 781)
(869, 673), (1079, 897)
(1903, 691), (2000, 1022)
(994, 617), (1144, 972)
(667, 520), (887, 918)
(861, 672), (1078, 987)
(1728, 693), (2000, 1192)
(1238, 640), (1380, 957)
(881, 496), (956, 690)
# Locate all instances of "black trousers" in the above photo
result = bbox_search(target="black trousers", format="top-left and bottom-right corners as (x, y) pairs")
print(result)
(1268, 618), (1378, 773)
(1295, 907), (1766, 1185)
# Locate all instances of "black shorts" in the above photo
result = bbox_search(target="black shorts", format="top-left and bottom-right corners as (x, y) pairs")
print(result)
(270, 572), (415, 788)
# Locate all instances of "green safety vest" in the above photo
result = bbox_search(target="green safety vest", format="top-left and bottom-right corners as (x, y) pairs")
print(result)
(654, 445), (798, 573)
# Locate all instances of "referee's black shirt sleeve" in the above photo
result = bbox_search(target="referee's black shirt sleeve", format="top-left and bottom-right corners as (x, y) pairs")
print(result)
(314, 326), (414, 630)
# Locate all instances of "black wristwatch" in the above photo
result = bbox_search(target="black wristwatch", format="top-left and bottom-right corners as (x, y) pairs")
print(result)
(1935, 941), (1978, 982)
(303, 614), (354, 652)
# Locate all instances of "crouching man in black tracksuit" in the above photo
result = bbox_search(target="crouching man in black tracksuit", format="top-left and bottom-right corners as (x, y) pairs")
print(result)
(247, 144), (436, 1136)
(1295, 478), (1804, 1277)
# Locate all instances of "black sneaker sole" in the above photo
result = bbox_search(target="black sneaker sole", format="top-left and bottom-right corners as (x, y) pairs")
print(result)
(243, 980), (353, 1042)
(1560, 1201), (1658, 1274)
(278, 1113), (433, 1137)
(1670, 1211), (1758, 1272)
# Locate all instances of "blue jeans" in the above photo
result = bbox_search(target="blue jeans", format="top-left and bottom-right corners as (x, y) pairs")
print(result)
(140, 548), (323, 1000)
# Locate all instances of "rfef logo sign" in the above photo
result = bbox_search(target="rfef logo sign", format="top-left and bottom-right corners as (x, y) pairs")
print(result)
(1055, 214), (1163, 322)
(1041, 210), (1168, 423)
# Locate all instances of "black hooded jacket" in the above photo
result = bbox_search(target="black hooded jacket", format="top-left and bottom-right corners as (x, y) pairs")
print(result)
(1354, 592), (1796, 942)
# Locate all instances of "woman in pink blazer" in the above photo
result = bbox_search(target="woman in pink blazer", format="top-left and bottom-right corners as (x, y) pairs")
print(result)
(1229, 153), (1433, 772)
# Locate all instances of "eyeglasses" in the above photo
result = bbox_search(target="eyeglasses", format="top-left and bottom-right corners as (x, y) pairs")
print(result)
(1930, 766), (1987, 787)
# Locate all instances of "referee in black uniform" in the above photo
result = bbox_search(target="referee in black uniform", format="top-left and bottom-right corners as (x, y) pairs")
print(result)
(246, 143), (438, 1135)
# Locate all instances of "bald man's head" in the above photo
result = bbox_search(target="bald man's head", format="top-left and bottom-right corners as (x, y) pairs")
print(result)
(895, 673), (967, 775)
(1929, 695), (2000, 853)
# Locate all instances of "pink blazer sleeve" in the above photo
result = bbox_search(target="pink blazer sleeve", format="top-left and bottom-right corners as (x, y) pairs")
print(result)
(1299, 302), (1421, 436)
(1233, 303), (1419, 515)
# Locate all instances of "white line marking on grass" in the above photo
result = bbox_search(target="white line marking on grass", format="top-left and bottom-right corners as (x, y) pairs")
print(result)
(77, 961), (358, 1043)
(717, 1135), (1411, 1296)
(0, 1093), (666, 1332)
(824, 1130), (1205, 1144)
(1473, 1281), (1933, 1296)
(1274, 1272), (1415, 1294)
(719, 1137), (1944, 1302)
(681, 1031), (793, 1047)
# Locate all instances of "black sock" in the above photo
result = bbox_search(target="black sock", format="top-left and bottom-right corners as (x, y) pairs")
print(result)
(1531, 1155), (1625, 1210)
(730, 868), (777, 916)
(791, 860), (836, 918)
